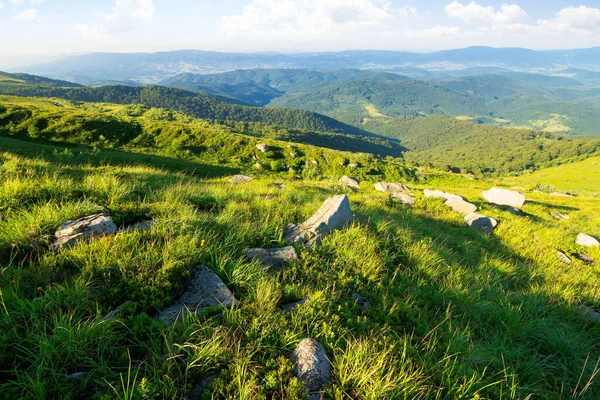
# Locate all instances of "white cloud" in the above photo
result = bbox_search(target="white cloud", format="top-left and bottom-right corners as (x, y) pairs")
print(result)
(406, 25), (462, 39)
(216, 0), (396, 49)
(0, 2), (5, 11)
(537, 6), (600, 33)
(398, 6), (418, 18)
(104, 0), (154, 23)
(15, 8), (36, 21)
(75, 0), (154, 39)
(10, 0), (24, 5)
(445, 1), (528, 26)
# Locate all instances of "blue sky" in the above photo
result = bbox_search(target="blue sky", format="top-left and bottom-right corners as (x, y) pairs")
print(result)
(2, 0), (600, 66)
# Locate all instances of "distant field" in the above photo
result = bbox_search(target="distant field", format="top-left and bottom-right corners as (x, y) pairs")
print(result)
(503, 156), (600, 193)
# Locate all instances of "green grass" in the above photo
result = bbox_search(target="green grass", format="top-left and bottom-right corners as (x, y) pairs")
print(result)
(1, 136), (600, 399)
(502, 156), (600, 195)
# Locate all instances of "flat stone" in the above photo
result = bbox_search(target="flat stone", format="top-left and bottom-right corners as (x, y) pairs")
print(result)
(157, 265), (238, 325)
(228, 175), (253, 184)
(52, 214), (117, 252)
(444, 198), (477, 215)
(256, 144), (269, 152)
(375, 182), (410, 193)
(280, 299), (308, 313)
(351, 293), (371, 309)
(244, 246), (298, 270)
(583, 306), (600, 323)
(464, 213), (498, 234)
(576, 233), (600, 247)
(557, 251), (572, 265)
(482, 188), (525, 208)
(423, 189), (465, 202)
(285, 195), (352, 245)
(339, 176), (360, 189)
(65, 372), (90, 381)
(291, 339), (332, 395)
(391, 192), (415, 207)
(349, 163), (359, 169)
(254, 163), (264, 169)
(551, 212), (570, 220)
(272, 183), (286, 190)
(574, 253), (594, 265)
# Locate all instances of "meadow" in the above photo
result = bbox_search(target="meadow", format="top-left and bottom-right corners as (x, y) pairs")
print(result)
(1, 134), (600, 399)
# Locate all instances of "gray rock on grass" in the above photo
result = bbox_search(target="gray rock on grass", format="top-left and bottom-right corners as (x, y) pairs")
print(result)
(52, 214), (117, 252)
(244, 246), (299, 270)
(339, 176), (360, 189)
(375, 182), (410, 193)
(285, 195), (352, 245)
(576, 233), (600, 247)
(557, 251), (572, 265)
(482, 188), (525, 208)
(464, 213), (498, 234)
(423, 189), (465, 202)
(291, 338), (332, 396)
(280, 298), (308, 313)
(228, 175), (253, 184)
(351, 293), (372, 309)
(574, 253), (594, 265)
(583, 306), (600, 323)
(256, 144), (269, 153)
(158, 265), (238, 325)
(444, 198), (477, 215)
(391, 192), (415, 207)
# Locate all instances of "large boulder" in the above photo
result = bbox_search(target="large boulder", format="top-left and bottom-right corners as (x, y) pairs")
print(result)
(375, 182), (410, 193)
(285, 195), (352, 245)
(256, 143), (269, 153)
(291, 339), (332, 395)
(339, 176), (360, 189)
(464, 213), (498, 234)
(228, 175), (253, 184)
(423, 189), (465, 202)
(244, 246), (299, 270)
(576, 233), (600, 247)
(158, 265), (238, 325)
(482, 188), (525, 208)
(52, 214), (117, 252)
(444, 198), (477, 215)
(391, 192), (415, 207)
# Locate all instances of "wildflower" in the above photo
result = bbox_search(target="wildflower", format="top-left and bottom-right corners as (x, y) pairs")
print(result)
(37, 286), (43, 291)
(200, 239), (205, 247)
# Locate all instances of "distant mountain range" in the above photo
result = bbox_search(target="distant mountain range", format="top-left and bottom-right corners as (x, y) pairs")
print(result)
(12, 47), (600, 84)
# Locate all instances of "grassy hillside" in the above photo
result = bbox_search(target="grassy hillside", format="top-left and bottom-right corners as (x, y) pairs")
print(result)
(158, 69), (409, 106)
(0, 83), (371, 136)
(503, 156), (600, 194)
(0, 71), (82, 88)
(364, 115), (600, 175)
(268, 79), (488, 126)
(1, 132), (600, 398)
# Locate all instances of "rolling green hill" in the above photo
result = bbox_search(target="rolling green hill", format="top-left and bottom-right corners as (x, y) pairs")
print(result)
(268, 79), (488, 126)
(0, 71), (82, 87)
(364, 115), (600, 174)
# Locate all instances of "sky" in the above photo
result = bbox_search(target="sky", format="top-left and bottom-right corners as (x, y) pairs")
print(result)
(3, 0), (600, 67)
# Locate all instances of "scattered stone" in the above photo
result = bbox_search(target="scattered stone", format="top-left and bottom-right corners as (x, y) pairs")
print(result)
(551, 212), (570, 220)
(291, 339), (332, 396)
(339, 176), (360, 189)
(349, 163), (359, 169)
(583, 306), (600, 323)
(556, 251), (572, 265)
(311, 160), (318, 165)
(574, 253), (594, 265)
(482, 188), (525, 208)
(157, 265), (238, 325)
(464, 213), (498, 234)
(576, 233), (600, 247)
(252, 155), (259, 161)
(244, 246), (299, 270)
(272, 183), (286, 190)
(375, 182), (410, 193)
(285, 195), (352, 245)
(423, 189), (465, 202)
(52, 214), (117, 252)
(350, 293), (371, 309)
(505, 206), (522, 216)
(444, 198), (477, 215)
(280, 299), (308, 313)
(290, 152), (298, 159)
(100, 301), (131, 322)
(65, 372), (90, 381)
(256, 143), (269, 153)
(550, 192), (574, 198)
(391, 192), (415, 207)
(228, 175), (253, 184)
(254, 163), (264, 170)
(189, 373), (219, 400)
(118, 220), (154, 234)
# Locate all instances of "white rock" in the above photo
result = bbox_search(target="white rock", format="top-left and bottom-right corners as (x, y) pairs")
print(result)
(423, 189), (465, 202)
(464, 213), (498, 234)
(576, 233), (600, 247)
(52, 214), (117, 252)
(158, 265), (238, 324)
(391, 192), (415, 207)
(375, 182), (410, 193)
(256, 144), (269, 153)
(444, 198), (477, 215)
(228, 175), (253, 184)
(291, 339), (332, 395)
(339, 176), (360, 189)
(556, 251), (572, 265)
(244, 246), (299, 270)
(482, 188), (525, 208)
